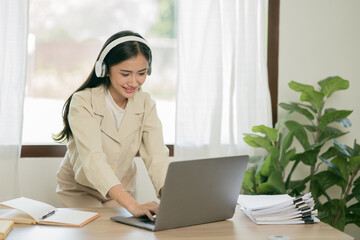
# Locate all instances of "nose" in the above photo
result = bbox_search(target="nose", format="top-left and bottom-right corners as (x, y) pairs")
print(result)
(128, 75), (138, 87)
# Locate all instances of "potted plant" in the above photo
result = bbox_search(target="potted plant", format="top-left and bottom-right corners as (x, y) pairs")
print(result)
(315, 139), (360, 230)
(241, 76), (359, 231)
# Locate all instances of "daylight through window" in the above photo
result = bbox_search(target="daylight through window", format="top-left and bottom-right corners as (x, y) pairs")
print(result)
(23, 0), (176, 144)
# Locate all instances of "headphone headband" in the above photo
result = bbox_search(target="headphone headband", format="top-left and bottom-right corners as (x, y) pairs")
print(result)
(95, 36), (151, 78)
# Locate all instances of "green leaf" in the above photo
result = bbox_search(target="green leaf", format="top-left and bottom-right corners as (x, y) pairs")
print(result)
(353, 139), (360, 156)
(259, 147), (280, 177)
(313, 171), (342, 192)
(295, 148), (320, 166)
(300, 89), (324, 111)
(318, 156), (343, 178)
(319, 110), (353, 131)
(297, 102), (316, 113)
(280, 131), (294, 153)
(279, 102), (314, 120)
(288, 81), (314, 93)
(254, 157), (266, 176)
(287, 178), (309, 195)
(304, 125), (317, 132)
(307, 136), (332, 151)
(318, 76), (349, 98)
(242, 171), (255, 192)
(345, 214), (360, 227)
(269, 146), (281, 171)
(317, 199), (346, 231)
(348, 202), (360, 215)
(243, 134), (271, 150)
(248, 155), (266, 164)
(254, 168), (261, 185)
(274, 111), (293, 131)
(352, 184), (360, 194)
(330, 157), (348, 191)
(331, 157), (348, 180)
(319, 127), (348, 143)
(260, 154), (272, 177)
(252, 125), (277, 143)
(352, 183), (360, 202)
(321, 146), (340, 159)
(280, 148), (296, 169)
(354, 176), (360, 186)
(311, 178), (321, 199)
(332, 139), (353, 157)
(258, 171), (286, 194)
(325, 108), (352, 128)
(349, 156), (360, 172)
(285, 120), (310, 149)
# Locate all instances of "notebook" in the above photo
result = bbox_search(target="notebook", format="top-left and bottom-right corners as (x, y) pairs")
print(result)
(0, 197), (100, 227)
(111, 155), (249, 231)
(0, 220), (13, 239)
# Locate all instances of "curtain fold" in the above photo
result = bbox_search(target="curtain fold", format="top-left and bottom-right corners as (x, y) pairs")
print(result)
(0, 0), (28, 201)
(175, 0), (272, 160)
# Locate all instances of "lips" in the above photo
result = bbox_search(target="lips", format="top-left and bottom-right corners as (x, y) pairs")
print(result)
(123, 87), (136, 94)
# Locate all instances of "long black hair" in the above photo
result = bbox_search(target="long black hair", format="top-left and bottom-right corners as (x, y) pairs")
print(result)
(53, 30), (152, 143)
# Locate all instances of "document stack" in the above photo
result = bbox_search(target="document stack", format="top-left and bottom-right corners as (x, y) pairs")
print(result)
(237, 193), (320, 224)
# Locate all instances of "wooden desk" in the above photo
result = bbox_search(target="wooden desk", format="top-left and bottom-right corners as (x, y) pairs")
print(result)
(6, 206), (353, 240)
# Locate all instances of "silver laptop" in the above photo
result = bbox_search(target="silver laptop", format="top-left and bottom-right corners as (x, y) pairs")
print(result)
(110, 155), (249, 231)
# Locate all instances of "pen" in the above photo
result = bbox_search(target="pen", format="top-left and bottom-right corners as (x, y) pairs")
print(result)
(40, 210), (55, 220)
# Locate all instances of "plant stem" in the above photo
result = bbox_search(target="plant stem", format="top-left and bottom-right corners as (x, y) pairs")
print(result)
(333, 201), (343, 227)
(333, 169), (359, 227)
(286, 159), (300, 187)
(344, 169), (359, 201)
(310, 100), (325, 191)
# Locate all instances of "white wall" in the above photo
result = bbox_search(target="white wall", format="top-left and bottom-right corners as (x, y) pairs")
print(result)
(279, 0), (360, 239)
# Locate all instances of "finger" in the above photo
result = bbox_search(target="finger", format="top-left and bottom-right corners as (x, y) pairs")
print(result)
(145, 210), (154, 221)
(146, 201), (159, 208)
(148, 202), (159, 215)
(152, 207), (159, 216)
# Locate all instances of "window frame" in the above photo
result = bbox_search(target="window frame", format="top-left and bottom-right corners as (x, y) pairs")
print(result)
(21, 0), (280, 158)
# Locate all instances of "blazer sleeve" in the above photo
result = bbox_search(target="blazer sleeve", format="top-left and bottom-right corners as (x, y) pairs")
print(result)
(68, 92), (120, 198)
(139, 95), (170, 197)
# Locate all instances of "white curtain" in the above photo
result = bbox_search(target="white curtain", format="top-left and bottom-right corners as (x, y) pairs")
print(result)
(175, 0), (272, 160)
(0, 0), (28, 201)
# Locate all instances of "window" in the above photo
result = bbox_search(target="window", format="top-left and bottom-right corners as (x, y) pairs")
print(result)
(23, 0), (176, 145)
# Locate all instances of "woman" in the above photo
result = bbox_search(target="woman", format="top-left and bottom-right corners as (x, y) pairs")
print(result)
(54, 30), (169, 221)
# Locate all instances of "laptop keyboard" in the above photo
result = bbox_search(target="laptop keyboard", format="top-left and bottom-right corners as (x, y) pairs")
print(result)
(140, 217), (156, 225)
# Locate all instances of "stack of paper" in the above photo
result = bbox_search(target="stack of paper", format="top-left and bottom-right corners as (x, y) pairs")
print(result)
(237, 193), (320, 224)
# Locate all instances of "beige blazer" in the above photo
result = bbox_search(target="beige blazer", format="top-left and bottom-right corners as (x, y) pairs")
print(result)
(56, 85), (169, 204)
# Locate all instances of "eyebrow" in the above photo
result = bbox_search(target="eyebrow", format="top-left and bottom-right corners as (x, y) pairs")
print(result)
(119, 68), (147, 73)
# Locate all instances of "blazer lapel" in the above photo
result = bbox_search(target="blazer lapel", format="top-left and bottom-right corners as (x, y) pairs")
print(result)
(91, 86), (145, 144)
(117, 93), (144, 142)
(91, 86), (122, 144)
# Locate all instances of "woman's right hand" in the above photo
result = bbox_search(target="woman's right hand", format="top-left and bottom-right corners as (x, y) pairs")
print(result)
(108, 184), (158, 221)
(127, 201), (159, 221)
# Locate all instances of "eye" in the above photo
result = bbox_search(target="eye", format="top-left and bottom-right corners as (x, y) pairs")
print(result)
(138, 72), (146, 76)
(121, 73), (130, 77)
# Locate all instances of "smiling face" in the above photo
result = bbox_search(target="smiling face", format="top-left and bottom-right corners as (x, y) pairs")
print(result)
(107, 53), (148, 108)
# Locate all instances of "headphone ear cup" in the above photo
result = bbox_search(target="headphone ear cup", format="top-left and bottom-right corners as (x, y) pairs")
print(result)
(102, 63), (108, 77)
(147, 65), (152, 75)
(95, 61), (107, 78)
(95, 60), (102, 77)
(147, 53), (152, 75)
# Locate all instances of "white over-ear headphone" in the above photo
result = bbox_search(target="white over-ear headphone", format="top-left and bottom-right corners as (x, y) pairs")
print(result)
(94, 36), (151, 78)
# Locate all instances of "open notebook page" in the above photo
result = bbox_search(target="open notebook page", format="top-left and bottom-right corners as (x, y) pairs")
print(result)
(0, 197), (55, 221)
